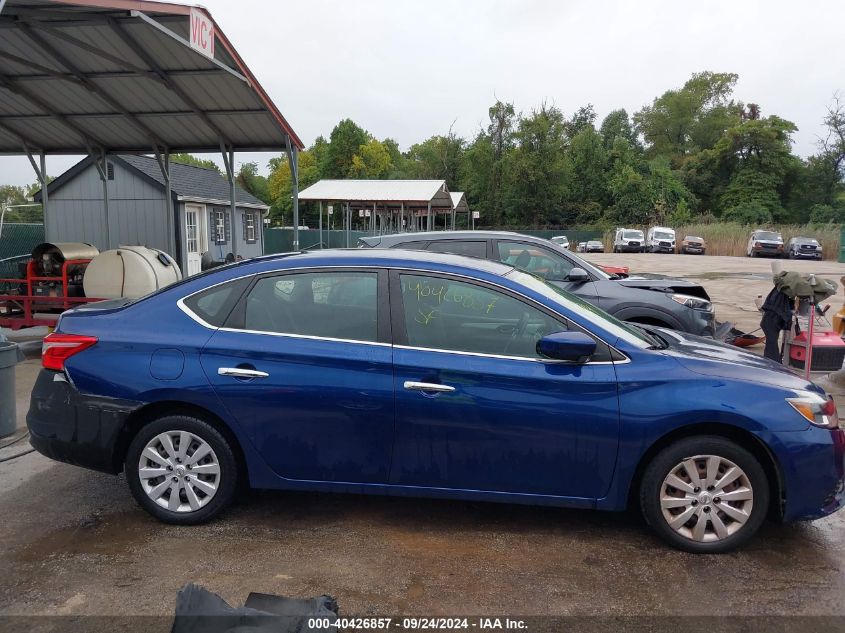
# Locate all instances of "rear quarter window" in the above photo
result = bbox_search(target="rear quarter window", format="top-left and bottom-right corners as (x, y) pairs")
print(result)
(182, 278), (249, 327)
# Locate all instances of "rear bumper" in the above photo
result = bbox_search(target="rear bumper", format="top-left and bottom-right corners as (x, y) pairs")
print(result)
(26, 369), (141, 474)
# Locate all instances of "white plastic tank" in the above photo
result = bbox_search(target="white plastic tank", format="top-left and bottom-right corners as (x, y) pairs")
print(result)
(83, 246), (183, 299)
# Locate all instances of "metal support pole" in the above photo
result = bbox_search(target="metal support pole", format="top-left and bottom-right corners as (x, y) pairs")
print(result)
(91, 150), (114, 249)
(286, 137), (300, 251)
(220, 144), (238, 260)
(427, 202), (432, 231)
(318, 201), (323, 249)
(39, 153), (48, 238)
(345, 202), (350, 247)
(400, 203), (404, 233)
(153, 145), (174, 257)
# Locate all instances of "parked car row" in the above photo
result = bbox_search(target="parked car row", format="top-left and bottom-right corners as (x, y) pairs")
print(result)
(561, 228), (824, 259)
(747, 230), (824, 260)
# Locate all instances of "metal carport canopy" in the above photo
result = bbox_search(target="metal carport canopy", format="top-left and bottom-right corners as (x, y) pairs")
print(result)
(0, 0), (303, 154)
(0, 0), (307, 252)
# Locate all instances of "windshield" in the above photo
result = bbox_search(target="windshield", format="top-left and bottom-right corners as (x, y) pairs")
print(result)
(623, 230), (643, 239)
(685, 236), (703, 242)
(756, 231), (781, 241)
(505, 269), (653, 349)
(654, 231), (674, 240)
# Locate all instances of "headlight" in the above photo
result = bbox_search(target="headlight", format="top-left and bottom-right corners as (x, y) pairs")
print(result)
(671, 294), (713, 311)
(787, 393), (839, 428)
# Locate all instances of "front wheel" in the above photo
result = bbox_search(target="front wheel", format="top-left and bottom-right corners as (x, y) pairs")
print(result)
(639, 436), (768, 553)
(126, 415), (239, 524)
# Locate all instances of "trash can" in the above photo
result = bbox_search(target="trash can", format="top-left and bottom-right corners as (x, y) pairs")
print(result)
(0, 341), (19, 439)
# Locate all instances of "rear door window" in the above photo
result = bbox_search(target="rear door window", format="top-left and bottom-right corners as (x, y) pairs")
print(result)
(242, 272), (379, 342)
(496, 241), (574, 281)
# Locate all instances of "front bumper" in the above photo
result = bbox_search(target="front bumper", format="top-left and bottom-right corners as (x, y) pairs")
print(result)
(682, 246), (704, 254)
(794, 251), (822, 259)
(27, 369), (141, 474)
(776, 425), (845, 521)
(616, 243), (642, 252)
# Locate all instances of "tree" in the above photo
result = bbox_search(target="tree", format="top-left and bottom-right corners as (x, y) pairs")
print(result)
(711, 114), (799, 220)
(599, 109), (639, 151)
(321, 119), (370, 178)
(565, 104), (597, 139)
(809, 203), (843, 223)
(348, 139), (393, 178)
(170, 153), (221, 172)
(508, 104), (570, 226)
(0, 184), (42, 222)
(267, 149), (320, 226)
(568, 126), (608, 208)
(634, 71), (740, 161)
(405, 129), (465, 189)
(722, 202), (773, 225)
(236, 162), (271, 204)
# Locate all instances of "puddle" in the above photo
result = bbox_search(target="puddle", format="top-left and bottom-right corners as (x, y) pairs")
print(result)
(16, 510), (151, 563)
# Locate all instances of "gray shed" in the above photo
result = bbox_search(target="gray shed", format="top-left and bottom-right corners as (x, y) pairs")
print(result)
(35, 155), (269, 275)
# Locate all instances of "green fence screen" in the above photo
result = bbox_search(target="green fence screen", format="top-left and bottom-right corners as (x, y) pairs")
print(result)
(840, 227), (844, 263)
(0, 223), (44, 261)
(263, 228), (603, 254)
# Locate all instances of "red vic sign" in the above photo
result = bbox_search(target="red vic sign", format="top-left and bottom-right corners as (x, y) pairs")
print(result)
(189, 9), (215, 59)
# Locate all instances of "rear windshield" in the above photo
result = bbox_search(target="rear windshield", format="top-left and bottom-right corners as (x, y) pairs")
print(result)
(756, 231), (781, 241)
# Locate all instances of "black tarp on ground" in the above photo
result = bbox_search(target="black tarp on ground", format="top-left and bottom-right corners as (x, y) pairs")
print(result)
(171, 584), (338, 633)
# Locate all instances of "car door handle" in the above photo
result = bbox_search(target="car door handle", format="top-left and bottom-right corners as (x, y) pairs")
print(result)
(403, 381), (455, 393)
(218, 367), (269, 379)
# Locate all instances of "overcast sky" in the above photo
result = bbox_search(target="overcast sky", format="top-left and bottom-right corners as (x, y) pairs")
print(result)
(2, 0), (843, 187)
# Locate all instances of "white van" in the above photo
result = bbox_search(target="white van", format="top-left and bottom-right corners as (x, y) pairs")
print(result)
(612, 228), (645, 253)
(646, 226), (676, 253)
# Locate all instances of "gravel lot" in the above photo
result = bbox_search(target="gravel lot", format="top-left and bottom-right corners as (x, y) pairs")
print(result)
(1, 253), (845, 624)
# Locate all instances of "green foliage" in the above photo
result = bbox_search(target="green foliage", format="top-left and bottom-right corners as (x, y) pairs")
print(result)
(170, 153), (220, 172)
(321, 119), (370, 178)
(0, 184), (42, 222)
(722, 202), (773, 225)
(216, 73), (845, 231)
(236, 162), (271, 204)
(809, 203), (843, 224)
(634, 71), (740, 160)
(349, 139), (394, 179)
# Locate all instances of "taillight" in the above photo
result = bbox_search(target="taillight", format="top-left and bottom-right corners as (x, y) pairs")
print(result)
(42, 333), (98, 371)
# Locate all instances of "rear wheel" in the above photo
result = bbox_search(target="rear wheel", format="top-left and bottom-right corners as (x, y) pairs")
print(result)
(640, 436), (768, 553)
(126, 415), (239, 524)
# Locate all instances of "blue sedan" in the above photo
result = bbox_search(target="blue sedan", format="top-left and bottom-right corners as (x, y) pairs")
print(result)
(28, 250), (843, 553)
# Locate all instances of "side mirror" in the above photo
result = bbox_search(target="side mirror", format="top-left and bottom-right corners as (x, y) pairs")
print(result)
(536, 331), (597, 363)
(566, 267), (590, 283)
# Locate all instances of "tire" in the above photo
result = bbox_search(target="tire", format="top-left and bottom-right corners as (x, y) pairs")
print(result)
(639, 436), (769, 553)
(126, 415), (239, 525)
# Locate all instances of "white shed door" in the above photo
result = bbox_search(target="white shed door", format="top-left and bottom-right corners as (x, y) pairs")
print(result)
(185, 204), (207, 276)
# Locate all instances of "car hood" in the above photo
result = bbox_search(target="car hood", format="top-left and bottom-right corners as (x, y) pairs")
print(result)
(651, 327), (821, 394)
(616, 274), (710, 299)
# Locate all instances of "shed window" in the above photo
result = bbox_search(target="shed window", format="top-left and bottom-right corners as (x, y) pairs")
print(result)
(214, 210), (226, 244)
(244, 212), (257, 243)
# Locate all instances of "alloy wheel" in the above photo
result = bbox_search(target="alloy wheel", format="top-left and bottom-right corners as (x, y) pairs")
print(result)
(659, 454), (753, 543)
(138, 431), (221, 513)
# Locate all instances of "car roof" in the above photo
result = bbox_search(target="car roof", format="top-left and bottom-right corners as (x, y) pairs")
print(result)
(200, 247), (515, 279)
(361, 230), (539, 247)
